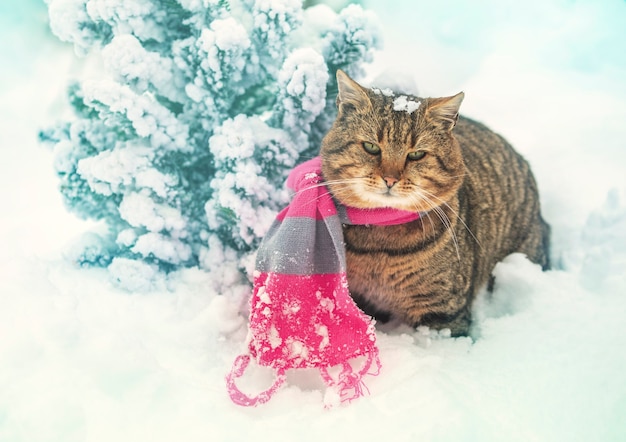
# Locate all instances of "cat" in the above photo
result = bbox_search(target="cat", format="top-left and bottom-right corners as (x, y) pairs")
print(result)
(320, 70), (550, 336)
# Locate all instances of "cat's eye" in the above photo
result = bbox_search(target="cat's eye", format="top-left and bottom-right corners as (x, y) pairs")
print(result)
(362, 142), (381, 155)
(407, 151), (426, 161)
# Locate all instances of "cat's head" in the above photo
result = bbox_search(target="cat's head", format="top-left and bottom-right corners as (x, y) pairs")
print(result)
(320, 70), (466, 213)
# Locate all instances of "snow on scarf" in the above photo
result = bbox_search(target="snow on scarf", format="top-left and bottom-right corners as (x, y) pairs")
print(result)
(226, 157), (419, 407)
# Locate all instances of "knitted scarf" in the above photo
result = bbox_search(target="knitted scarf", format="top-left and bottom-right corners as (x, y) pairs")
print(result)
(226, 157), (419, 406)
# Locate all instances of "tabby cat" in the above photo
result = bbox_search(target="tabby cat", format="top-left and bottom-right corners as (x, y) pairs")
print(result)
(320, 70), (550, 336)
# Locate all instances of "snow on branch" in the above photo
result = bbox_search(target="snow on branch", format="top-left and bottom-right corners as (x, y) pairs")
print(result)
(42, 0), (381, 290)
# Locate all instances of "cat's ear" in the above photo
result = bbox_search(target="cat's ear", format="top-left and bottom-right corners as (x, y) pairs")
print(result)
(426, 92), (464, 131)
(336, 69), (371, 112)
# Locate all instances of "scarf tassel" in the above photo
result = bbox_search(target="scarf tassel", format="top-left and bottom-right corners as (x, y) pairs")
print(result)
(225, 354), (286, 407)
(226, 351), (381, 407)
(320, 351), (382, 404)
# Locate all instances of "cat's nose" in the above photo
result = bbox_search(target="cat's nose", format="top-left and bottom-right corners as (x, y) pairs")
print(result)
(383, 176), (398, 188)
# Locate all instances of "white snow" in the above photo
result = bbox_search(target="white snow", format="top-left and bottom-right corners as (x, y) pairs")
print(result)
(277, 47), (330, 139)
(372, 87), (394, 97)
(286, 338), (309, 362)
(206, 114), (297, 246)
(1, 1), (626, 441)
(280, 48), (329, 114)
(108, 256), (163, 292)
(392, 95), (421, 114)
(132, 232), (193, 264)
(282, 300), (301, 316)
(81, 79), (190, 150)
(268, 325), (282, 350)
(119, 191), (186, 233)
(258, 285), (271, 305)
(252, 0), (302, 57)
(196, 18), (250, 87)
(77, 145), (177, 197)
(102, 34), (181, 102)
(210, 18), (251, 52)
(316, 324), (330, 351)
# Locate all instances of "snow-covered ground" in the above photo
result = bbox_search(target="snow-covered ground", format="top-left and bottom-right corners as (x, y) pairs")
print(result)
(1, 1), (625, 441)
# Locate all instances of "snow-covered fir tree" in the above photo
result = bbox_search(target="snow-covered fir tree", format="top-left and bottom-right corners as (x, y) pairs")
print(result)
(40, 0), (380, 290)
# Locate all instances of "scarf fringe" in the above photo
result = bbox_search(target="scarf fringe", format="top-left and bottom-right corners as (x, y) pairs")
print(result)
(320, 350), (382, 404)
(225, 354), (286, 407)
(226, 351), (381, 407)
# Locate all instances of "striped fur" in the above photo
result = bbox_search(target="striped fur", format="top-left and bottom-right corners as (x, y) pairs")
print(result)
(320, 71), (550, 336)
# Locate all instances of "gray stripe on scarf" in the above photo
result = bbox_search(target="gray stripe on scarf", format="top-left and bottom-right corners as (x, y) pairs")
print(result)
(256, 215), (346, 275)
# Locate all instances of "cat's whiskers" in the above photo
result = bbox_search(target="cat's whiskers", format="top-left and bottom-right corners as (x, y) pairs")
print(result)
(418, 188), (483, 251)
(432, 203), (461, 261)
(293, 178), (361, 195)
(408, 189), (461, 261)
(297, 175), (472, 261)
(293, 178), (361, 203)
(305, 178), (375, 208)
(327, 177), (392, 208)
(406, 193), (438, 243)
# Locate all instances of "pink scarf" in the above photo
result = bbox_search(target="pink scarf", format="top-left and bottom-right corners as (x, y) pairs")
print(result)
(226, 157), (419, 406)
